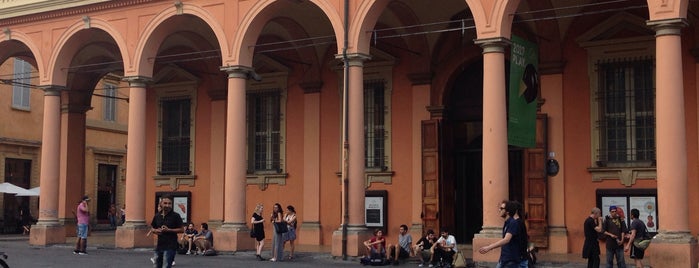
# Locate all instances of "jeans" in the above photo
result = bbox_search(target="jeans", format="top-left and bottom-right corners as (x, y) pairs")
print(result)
(606, 247), (626, 268)
(154, 249), (176, 268)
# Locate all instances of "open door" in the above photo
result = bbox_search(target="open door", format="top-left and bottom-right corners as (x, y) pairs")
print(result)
(524, 114), (548, 248)
(421, 119), (441, 232)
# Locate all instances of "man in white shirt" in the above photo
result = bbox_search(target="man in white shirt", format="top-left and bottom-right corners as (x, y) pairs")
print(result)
(431, 228), (457, 268)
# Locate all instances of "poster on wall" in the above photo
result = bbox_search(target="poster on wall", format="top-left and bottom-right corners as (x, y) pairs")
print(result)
(155, 191), (191, 224)
(173, 196), (189, 223)
(630, 196), (657, 232)
(365, 190), (387, 231)
(602, 196), (628, 219)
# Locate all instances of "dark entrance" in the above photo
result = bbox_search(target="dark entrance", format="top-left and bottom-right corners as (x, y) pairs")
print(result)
(3, 158), (31, 233)
(445, 60), (526, 244)
(96, 164), (117, 224)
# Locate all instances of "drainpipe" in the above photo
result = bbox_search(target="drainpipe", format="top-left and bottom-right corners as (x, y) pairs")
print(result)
(341, 0), (350, 261)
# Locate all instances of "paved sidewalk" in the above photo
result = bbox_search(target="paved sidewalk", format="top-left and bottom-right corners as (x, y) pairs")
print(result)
(0, 231), (646, 267)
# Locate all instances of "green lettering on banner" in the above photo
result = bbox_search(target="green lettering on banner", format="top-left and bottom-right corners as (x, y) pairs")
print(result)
(507, 35), (539, 148)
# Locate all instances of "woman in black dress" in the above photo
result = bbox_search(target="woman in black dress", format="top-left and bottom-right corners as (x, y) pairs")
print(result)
(251, 204), (266, 261)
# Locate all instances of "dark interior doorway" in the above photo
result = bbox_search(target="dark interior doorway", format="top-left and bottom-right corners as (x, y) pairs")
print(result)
(96, 164), (117, 224)
(3, 158), (31, 233)
(446, 59), (525, 244)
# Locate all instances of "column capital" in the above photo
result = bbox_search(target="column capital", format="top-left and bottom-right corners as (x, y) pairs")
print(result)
(335, 53), (372, 67)
(39, 85), (65, 96)
(300, 81), (323, 94)
(122, 76), (153, 87)
(220, 65), (254, 79)
(474, 37), (511, 54)
(647, 18), (688, 36)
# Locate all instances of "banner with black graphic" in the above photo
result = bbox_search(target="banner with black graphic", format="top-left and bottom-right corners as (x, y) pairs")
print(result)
(507, 35), (539, 148)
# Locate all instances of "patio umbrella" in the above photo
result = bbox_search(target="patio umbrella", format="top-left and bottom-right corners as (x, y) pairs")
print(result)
(15, 186), (39, 196)
(0, 182), (32, 194)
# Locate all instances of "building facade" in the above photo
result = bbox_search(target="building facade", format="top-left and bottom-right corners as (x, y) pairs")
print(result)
(0, 0), (696, 267)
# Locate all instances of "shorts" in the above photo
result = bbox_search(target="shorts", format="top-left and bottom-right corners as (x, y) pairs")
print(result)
(398, 247), (410, 258)
(77, 224), (88, 239)
(630, 244), (645, 259)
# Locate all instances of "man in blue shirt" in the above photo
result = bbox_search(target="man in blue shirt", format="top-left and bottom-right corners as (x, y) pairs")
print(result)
(478, 200), (525, 268)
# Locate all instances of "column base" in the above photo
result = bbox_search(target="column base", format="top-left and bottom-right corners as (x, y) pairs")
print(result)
(207, 219), (224, 230)
(29, 221), (66, 246)
(60, 217), (76, 239)
(215, 223), (255, 252)
(472, 226), (502, 265)
(115, 221), (153, 249)
(649, 231), (698, 268)
(331, 225), (371, 257)
(547, 226), (569, 253)
(409, 223), (424, 244)
(298, 221), (322, 245)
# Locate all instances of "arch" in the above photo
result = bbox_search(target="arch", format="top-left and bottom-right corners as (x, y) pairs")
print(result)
(647, 0), (688, 20)
(465, 0), (521, 39)
(0, 31), (45, 77)
(231, 0), (344, 67)
(46, 18), (129, 86)
(132, 3), (228, 78)
(347, 0), (391, 55)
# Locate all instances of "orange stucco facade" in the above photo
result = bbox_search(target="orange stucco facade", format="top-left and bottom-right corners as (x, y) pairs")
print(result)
(0, 0), (697, 267)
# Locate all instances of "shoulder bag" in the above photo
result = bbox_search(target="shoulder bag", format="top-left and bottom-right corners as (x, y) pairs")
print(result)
(274, 221), (288, 234)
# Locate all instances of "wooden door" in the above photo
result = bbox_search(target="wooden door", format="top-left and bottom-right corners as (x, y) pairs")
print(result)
(421, 120), (441, 232)
(523, 114), (548, 248)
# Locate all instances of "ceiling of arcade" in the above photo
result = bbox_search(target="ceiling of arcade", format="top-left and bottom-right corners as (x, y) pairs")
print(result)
(0, 0), (694, 107)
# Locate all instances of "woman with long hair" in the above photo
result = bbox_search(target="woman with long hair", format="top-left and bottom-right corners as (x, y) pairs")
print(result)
(250, 204), (266, 261)
(270, 203), (285, 262)
(283, 205), (298, 259)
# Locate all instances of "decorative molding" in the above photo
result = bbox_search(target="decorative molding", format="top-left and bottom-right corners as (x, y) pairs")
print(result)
(300, 81), (323, 94)
(407, 72), (432, 85)
(426, 105), (445, 119)
(588, 167), (656, 186)
(174, 0), (183, 15)
(153, 175), (196, 190)
(0, 0), (156, 23)
(365, 171), (395, 188)
(538, 61), (566, 75)
(82, 15), (89, 29)
(246, 173), (288, 190)
(2, 27), (10, 40)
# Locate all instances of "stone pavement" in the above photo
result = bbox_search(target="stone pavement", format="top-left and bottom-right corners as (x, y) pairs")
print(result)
(0, 231), (648, 267)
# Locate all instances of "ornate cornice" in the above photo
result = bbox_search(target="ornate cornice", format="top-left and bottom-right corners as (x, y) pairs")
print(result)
(0, 0), (157, 25)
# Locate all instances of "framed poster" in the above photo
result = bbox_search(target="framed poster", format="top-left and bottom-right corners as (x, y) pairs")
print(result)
(365, 190), (388, 231)
(155, 191), (191, 224)
(596, 189), (657, 234)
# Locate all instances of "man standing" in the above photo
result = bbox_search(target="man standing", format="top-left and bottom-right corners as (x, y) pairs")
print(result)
(625, 209), (646, 268)
(602, 205), (627, 268)
(74, 195), (90, 255)
(150, 195), (184, 268)
(478, 200), (525, 268)
(583, 207), (603, 268)
(387, 224), (413, 265)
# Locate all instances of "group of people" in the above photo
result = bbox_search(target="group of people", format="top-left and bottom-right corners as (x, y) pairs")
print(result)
(250, 203), (298, 262)
(106, 203), (126, 228)
(583, 206), (649, 268)
(362, 226), (458, 267)
(179, 222), (215, 255)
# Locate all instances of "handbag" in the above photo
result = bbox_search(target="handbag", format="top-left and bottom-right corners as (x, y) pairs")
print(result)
(453, 251), (467, 268)
(632, 222), (652, 250)
(274, 221), (288, 234)
(249, 228), (255, 238)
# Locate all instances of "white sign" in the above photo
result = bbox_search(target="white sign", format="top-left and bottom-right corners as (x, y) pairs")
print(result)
(365, 196), (384, 227)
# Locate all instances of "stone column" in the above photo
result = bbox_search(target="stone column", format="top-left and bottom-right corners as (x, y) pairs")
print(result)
(647, 18), (698, 268)
(115, 77), (153, 248)
(207, 90), (226, 230)
(58, 91), (89, 236)
(332, 53), (372, 257)
(30, 86), (66, 246)
(217, 66), (254, 251)
(471, 38), (510, 264)
(408, 73), (432, 239)
(299, 82), (322, 245)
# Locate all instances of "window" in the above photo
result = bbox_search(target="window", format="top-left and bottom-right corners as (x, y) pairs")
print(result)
(103, 84), (116, 121)
(247, 90), (282, 173)
(364, 79), (387, 170)
(159, 98), (191, 175)
(12, 58), (31, 110)
(596, 58), (655, 166)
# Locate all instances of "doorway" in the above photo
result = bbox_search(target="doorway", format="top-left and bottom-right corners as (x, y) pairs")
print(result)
(3, 158), (31, 233)
(96, 164), (117, 224)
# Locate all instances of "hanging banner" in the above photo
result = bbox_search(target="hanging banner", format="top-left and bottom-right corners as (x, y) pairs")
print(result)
(507, 35), (539, 148)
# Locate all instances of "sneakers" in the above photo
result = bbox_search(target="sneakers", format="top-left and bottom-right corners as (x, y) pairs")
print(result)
(418, 264), (424, 267)
(73, 250), (79, 255)
(150, 257), (155, 264)
(78, 251), (88, 255)
(186, 250), (192, 255)
(428, 264), (434, 268)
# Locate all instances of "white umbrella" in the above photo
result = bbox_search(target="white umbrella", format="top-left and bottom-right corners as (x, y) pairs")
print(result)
(15, 186), (39, 196)
(0, 182), (32, 195)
